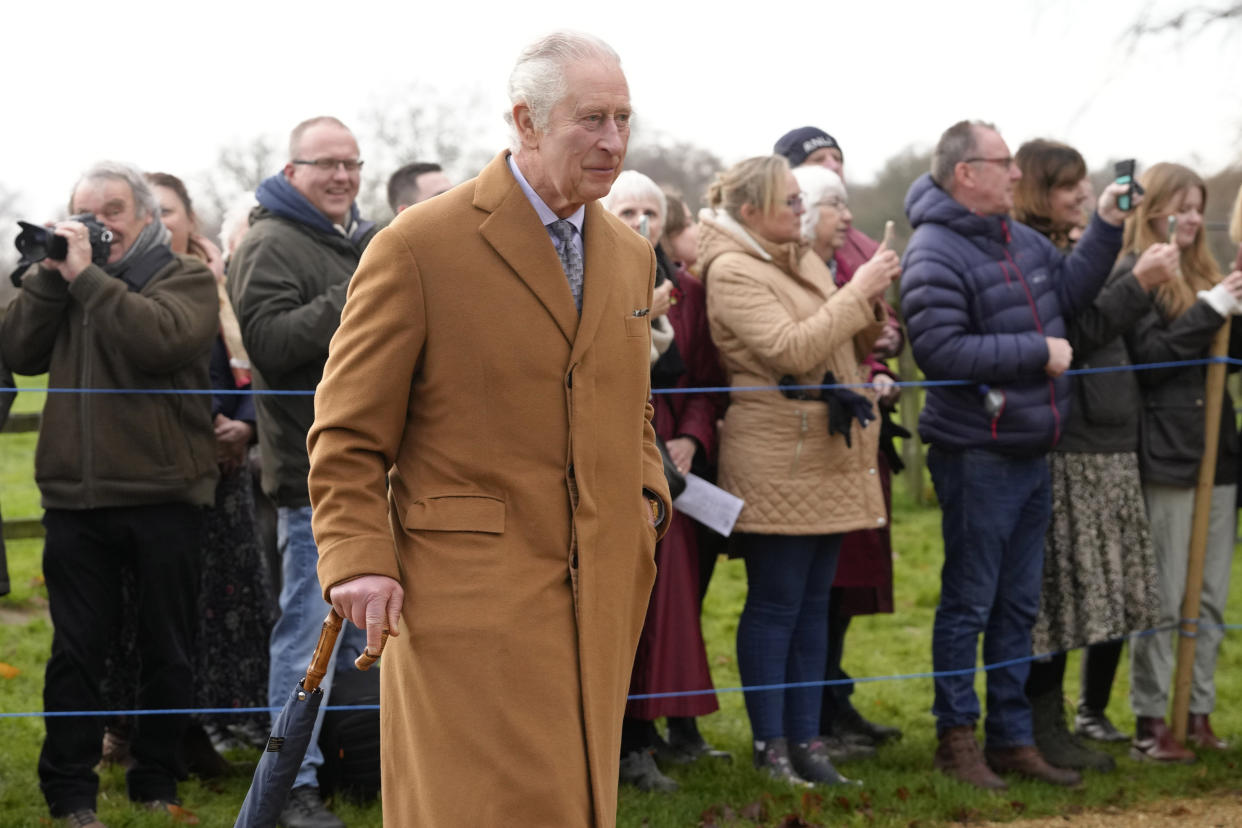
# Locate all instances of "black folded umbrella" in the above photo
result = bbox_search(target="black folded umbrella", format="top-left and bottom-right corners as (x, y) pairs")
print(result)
(234, 610), (385, 828)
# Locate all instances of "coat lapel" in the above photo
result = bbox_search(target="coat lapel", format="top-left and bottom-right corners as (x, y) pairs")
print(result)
(475, 153), (579, 345)
(570, 202), (622, 363)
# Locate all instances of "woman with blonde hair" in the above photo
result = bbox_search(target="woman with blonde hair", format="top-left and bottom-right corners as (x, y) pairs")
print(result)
(700, 155), (897, 786)
(1121, 162), (1242, 762)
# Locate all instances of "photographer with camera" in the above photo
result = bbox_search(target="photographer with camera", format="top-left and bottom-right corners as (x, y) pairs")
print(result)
(0, 162), (218, 828)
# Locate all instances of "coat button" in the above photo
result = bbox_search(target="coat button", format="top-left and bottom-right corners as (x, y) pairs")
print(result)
(571, 552), (578, 568)
(868, 467), (877, 475)
(567, 463), (575, 477)
(876, 516), (887, 526)
(566, 370), (573, 389)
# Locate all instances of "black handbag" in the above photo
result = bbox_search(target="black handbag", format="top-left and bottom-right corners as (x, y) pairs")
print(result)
(657, 438), (687, 500)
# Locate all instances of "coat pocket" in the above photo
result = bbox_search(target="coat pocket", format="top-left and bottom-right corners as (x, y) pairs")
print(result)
(625, 315), (649, 338)
(403, 494), (506, 533)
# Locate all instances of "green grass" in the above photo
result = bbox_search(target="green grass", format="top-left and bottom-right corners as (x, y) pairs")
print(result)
(3, 417), (1242, 824)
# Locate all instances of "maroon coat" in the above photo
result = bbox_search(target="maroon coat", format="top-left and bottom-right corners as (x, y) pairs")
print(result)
(831, 227), (900, 615)
(627, 267), (726, 719)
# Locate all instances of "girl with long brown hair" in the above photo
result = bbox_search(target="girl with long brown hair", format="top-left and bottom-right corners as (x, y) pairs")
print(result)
(1122, 163), (1242, 762)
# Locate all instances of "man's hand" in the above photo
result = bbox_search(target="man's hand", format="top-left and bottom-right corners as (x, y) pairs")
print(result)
(872, 324), (901, 359)
(192, 233), (226, 280)
(665, 436), (697, 475)
(1044, 336), (1073, 377)
(1097, 181), (1144, 227)
(329, 575), (404, 657)
(1132, 243), (1179, 290)
(46, 220), (95, 282)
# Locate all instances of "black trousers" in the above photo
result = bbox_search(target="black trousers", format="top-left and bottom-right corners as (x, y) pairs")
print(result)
(38, 504), (202, 816)
(819, 592), (854, 730)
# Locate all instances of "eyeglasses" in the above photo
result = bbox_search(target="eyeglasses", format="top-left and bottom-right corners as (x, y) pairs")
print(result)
(292, 158), (365, 173)
(964, 156), (1015, 169)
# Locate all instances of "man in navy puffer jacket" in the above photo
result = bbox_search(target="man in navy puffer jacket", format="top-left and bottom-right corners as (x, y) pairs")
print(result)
(900, 120), (1133, 790)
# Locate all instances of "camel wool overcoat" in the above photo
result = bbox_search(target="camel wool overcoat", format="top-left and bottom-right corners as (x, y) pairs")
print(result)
(307, 151), (672, 827)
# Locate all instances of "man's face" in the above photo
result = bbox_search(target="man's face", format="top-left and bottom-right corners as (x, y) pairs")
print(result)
(413, 171), (452, 204)
(958, 127), (1021, 216)
(71, 178), (153, 264)
(518, 59), (631, 215)
(284, 123), (362, 225)
(803, 146), (844, 177)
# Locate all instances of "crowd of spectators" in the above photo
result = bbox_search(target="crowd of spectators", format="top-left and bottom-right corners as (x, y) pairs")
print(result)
(3, 48), (1242, 826)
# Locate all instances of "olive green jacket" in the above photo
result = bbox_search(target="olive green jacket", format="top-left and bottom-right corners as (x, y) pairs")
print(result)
(0, 256), (219, 509)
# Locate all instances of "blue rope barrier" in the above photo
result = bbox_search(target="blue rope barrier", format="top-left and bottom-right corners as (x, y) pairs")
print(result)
(0, 621), (1219, 719)
(0, 356), (1230, 399)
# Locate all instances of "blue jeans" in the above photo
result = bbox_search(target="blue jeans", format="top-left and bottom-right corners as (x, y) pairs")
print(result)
(928, 446), (1049, 748)
(736, 533), (842, 742)
(269, 506), (340, 789)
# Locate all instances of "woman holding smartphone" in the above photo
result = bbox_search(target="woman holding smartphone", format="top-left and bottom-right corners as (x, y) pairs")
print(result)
(1010, 141), (1175, 773)
(700, 155), (896, 786)
(1122, 163), (1242, 762)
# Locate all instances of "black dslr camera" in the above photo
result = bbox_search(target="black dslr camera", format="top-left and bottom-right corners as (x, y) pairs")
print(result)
(10, 213), (114, 287)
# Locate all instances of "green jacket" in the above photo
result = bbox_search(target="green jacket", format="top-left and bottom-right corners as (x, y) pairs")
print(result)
(0, 256), (219, 510)
(229, 208), (378, 507)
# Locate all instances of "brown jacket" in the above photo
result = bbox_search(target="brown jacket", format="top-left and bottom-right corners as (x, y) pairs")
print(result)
(699, 211), (887, 535)
(308, 152), (671, 827)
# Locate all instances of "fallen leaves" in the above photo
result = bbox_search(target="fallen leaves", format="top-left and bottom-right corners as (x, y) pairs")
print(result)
(0, 661), (20, 679)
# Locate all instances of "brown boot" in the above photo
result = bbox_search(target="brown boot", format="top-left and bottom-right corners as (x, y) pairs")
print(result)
(934, 725), (1007, 790)
(1131, 716), (1195, 763)
(984, 745), (1082, 786)
(1188, 714), (1229, 751)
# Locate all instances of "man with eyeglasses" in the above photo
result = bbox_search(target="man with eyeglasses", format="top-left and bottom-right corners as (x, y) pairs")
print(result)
(900, 120), (1134, 792)
(305, 31), (670, 826)
(229, 115), (378, 828)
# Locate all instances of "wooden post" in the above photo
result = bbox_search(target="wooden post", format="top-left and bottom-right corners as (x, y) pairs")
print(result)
(1170, 318), (1231, 742)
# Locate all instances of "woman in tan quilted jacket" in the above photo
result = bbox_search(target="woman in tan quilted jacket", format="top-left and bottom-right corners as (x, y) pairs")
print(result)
(700, 155), (896, 788)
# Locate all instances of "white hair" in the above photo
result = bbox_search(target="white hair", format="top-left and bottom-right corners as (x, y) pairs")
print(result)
(504, 31), (620, 145)
(219, 192), (259, 262)
(792, 165), (847, 245)
(72, 161), (158, 220)
(602, 170), (665, 221)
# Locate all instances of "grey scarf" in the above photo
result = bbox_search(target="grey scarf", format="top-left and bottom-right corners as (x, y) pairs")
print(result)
(103, 216), (171, 277)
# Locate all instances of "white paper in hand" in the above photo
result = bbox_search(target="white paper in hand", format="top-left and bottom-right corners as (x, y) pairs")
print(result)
(672, 473), (745, 537)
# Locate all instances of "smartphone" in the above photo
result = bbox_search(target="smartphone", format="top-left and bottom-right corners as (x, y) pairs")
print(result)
(1114, 159), (1136, 211)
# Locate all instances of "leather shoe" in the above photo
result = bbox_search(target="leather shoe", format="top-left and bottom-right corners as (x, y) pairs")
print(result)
(833, 704), (902, 746)
(1074, 707), (1129, 743)
(1131, 716), (1195, 764)
(984, 745), (1082, 787)
(279, 786), (345, 828)
(933, 725), (1007, 790)
(1188, 713), (1229, 751)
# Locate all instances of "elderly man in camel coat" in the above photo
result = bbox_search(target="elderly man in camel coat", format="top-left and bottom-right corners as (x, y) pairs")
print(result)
(307, 32), (672, 827)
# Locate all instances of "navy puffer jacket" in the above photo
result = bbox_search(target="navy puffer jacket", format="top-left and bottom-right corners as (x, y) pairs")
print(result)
(900, 174), (1123, 455)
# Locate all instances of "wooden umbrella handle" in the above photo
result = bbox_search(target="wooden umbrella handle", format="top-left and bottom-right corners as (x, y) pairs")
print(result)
(354, 629), (389, 672)
(303, 610), (344, 693)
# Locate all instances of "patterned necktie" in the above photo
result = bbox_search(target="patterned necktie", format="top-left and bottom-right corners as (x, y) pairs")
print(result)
(547, 219), (584, 313)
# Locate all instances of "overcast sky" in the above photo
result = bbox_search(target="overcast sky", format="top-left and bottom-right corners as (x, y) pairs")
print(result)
(3, 0), (1240, 223)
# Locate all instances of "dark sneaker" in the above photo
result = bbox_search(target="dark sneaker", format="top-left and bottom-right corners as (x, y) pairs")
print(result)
(279, 786), (345, 828)
(832, 704), (902, 746)
(138, 799), (199, 824)
(619, 749), (678, 792)
(789, 738), (862, 786)
(753, 738), (813, 788)
(62, 810), (107, 828)
(663, 717), (733, 764)
(1074, 707), (1129, 743)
